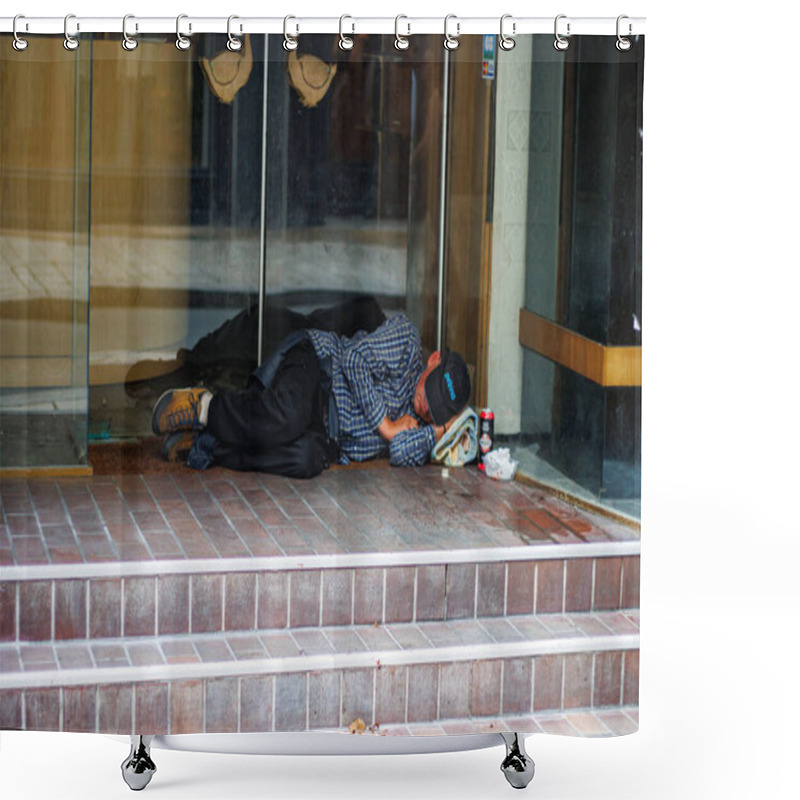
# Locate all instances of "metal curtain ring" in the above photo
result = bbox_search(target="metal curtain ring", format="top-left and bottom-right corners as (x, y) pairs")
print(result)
(339, 15), (354, 50)
(64, 14), (79, 50)
(443, 14), (460, 51)
(227, 15), (242, 51)
(122, 14), (138, 50)
(499, 14), (516, 51)
(176, 14), (191, 50)
(616, 14), (632, 51)
(12, 14), (28, 51)
(554, 14), (570, 51)
(283, 15), (299, 51)
(394, 15), (410, 51)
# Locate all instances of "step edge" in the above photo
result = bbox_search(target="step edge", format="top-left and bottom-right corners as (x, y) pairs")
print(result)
(0, 633), (639, 690)
(2, 608), (640, 648)
(1, 541), (641, 582)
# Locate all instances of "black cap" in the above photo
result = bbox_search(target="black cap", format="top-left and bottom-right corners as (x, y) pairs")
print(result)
(424, 351), (471, 426)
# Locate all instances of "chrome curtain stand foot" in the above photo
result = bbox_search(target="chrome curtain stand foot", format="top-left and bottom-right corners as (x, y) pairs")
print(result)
(500, 733), (535, 789)
(121, 735), (157, 791)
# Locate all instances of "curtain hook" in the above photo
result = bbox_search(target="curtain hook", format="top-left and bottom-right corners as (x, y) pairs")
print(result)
(394, 15), (410, 51)
(283, 15), (299, 51)
(176, 14), (191, 50)
(12, 14), (28, 51)
(443, 14), (460, 51)
(227, 15), (242, 51)
(554, 14), (570, 51)
(64, 14), (79, 51)
(122, 14), (138, 51)
(499, 14), (516, 51)
(616, 14), (632, 51)
(339, 14), (354, 50)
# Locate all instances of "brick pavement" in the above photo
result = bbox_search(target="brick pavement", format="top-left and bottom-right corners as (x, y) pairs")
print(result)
(0, 465), (638, 568)
(0, 465), (640, 736)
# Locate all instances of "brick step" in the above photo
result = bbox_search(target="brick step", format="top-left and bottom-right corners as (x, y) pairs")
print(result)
(0, 610), (639, 734)
(1, 547), (640, 644)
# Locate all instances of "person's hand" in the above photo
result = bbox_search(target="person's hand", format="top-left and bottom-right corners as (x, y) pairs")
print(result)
(378, 414), (419, 441)
(433, 413), (460, 442)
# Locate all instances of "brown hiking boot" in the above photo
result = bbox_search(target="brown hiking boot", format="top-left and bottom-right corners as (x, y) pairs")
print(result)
(160, 431), (197, 463)
(151, 388), (208, 435)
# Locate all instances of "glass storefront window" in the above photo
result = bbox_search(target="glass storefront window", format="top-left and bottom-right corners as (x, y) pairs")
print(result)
(486, 35), (643, 519)
(87, 34), (267, 438)
(261, 33), (442, 339)
(1, 31), (642, 519)
(88, 34), (444, 445)
(1, 37), (92, 471)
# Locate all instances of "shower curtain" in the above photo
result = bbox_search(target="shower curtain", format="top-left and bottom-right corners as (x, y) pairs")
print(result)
(0, 13), (643, 792)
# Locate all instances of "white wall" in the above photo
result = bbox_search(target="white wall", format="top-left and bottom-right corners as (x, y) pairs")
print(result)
(486, 37), (532, 435)
(487, 38), (563, 436)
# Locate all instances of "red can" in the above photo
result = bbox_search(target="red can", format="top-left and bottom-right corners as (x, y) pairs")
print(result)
(478, 408), (494, 470)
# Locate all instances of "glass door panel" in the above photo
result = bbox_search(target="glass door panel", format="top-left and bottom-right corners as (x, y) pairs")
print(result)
(90, 34), (267, 438)
(0, 36), (91, 471)
(486, 35), (644, 519)
(261, 34), (442, 350)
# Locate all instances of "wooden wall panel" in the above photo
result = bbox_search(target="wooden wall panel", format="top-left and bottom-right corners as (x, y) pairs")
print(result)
(0, 37), (79, 232)
(90, 40), (193, 229)
(444, 39), (494, 408)
(404, 42), (444, 353)
(1, 38), (85, 389)
(88, 42), (193, 384)
(0, 38), (194, 388)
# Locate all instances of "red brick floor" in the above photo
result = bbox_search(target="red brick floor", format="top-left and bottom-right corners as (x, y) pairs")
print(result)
(0, 466), (640, 736)
(0, 465), (638, 567)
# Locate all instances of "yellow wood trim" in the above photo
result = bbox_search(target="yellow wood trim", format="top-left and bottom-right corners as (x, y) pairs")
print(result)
(0, 286), (192, 323)
(0, 357), (74, 388)
(603, 344), (642, 388)
(0, 466), (93, 479)
(518, 308), (641, 387)
(1, 355), (181, 388)
(88, 363), (141, 386)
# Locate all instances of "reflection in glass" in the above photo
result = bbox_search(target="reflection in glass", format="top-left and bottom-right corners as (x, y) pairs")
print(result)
(98, 34), (444, 447)
(262, 34), (441, 346)
(0, 31), (643, 522)
(0, 37), (91, 470)
(91, 34), (267, 439)
(490, 36), (643, 518)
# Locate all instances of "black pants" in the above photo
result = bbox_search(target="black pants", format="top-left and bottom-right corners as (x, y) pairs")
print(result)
(183, 295), (386, 389)
(205, 339), (335, 478)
